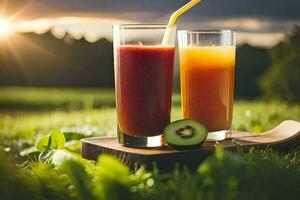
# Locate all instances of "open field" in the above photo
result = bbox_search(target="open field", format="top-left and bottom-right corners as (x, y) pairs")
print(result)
(0, 87), (117, 110)
(0, 87), (182, 110)
(0, 87), (299, 150)
(0, 87), (299, 199)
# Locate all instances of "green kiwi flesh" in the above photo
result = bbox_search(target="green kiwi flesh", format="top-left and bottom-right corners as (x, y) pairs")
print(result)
(163, 119), (208, 150)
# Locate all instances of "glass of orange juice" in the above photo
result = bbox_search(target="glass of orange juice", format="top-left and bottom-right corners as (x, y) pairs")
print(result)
(178, 30), (236, 141)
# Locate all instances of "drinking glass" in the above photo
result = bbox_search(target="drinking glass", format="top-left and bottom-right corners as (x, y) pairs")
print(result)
(178, 30), (236, 140)
(113, 24), (176, 147)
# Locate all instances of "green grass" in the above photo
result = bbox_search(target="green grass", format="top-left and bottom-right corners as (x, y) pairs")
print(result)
(0, 87), (299, 152)
(0, 86), (182, 110)
(0, 87), (116, 110)
(1, 102), (299, 141)
(0, 87), (299, 199)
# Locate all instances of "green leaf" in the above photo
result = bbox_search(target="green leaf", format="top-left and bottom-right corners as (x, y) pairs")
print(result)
(35, 130), (66, 152)
(35, 135), (50, 152)
(49, 130), (65, 150)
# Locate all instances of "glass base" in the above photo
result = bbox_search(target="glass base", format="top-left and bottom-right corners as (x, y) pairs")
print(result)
(117, 127), (165, 147)
(206, 129), (230, 141)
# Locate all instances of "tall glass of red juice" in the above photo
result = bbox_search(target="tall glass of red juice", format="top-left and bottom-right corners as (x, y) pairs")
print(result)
(113, 24), (176, 147)
(178, 30), (236, 141)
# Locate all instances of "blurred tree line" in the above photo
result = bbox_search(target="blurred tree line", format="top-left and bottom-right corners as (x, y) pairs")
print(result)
(0, 32), (114, 87)
(0, 27), (299, 101)
(259, 27), (300, 102)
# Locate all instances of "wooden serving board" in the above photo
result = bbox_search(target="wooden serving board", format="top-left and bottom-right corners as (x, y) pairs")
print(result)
(81, 120), (300, 170)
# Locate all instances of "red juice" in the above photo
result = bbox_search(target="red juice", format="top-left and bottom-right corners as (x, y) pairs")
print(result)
(115, 45), (175, 137)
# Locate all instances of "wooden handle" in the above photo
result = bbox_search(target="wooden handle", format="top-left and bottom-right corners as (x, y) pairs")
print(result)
(232, 120), (300, 144)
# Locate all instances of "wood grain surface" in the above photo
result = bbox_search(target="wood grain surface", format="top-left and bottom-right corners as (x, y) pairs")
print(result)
(81, 120), (300, 170)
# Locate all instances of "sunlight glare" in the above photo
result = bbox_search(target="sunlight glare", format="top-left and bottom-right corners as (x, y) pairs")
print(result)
(0, 17), (12, 38)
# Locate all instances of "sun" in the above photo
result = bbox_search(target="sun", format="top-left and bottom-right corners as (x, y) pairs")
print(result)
(0, 17), (12, 38)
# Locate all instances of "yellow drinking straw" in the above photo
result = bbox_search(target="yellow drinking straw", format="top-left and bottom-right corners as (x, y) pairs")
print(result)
(162, 0), (202, 44)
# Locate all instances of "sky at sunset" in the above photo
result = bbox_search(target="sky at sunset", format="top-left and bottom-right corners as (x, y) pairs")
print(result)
(1, 0), (300, 47)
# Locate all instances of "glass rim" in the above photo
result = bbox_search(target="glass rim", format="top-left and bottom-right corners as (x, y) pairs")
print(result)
(178, 29), (235, 34)
(113, 24), (177, 29)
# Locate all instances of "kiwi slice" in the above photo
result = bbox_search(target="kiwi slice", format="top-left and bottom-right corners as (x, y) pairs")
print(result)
(164, 119), (208, 150)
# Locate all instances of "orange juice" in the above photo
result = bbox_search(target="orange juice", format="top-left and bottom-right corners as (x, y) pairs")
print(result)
(179, 46), (235, 131)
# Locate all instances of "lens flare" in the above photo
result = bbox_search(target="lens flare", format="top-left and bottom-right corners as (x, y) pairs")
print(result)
(0, 17), (12, 38)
